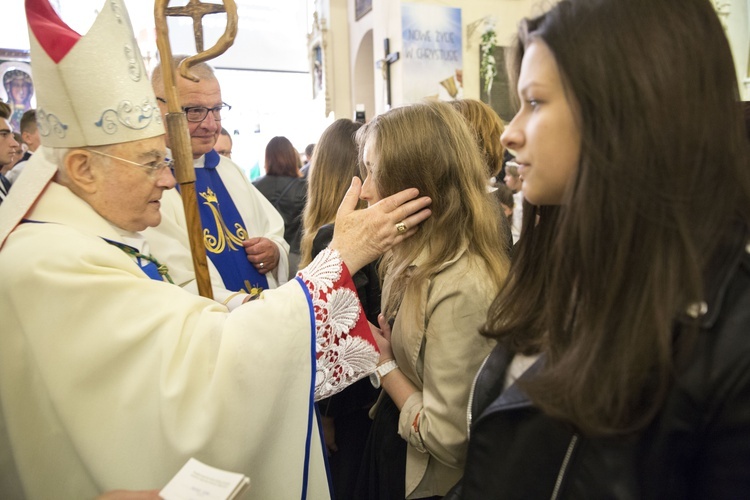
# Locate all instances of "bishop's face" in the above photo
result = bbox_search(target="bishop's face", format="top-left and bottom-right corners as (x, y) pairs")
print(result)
(157, 77), (223, 159)
(88, 135), (176, 232)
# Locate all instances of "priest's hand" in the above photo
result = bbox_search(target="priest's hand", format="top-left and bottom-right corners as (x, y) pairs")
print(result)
(330, 177), (431, 274)
(243, 237), (280, 275)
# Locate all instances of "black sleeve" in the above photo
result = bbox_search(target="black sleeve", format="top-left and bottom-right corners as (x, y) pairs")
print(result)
(311, 223), (335, 259)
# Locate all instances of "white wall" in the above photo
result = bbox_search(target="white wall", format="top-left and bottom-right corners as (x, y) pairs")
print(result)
(329, 0), (354, 119)
(725, 0), (750, 100)
(341, 0), (543, 116)
(352, 31), (376, 122)
(4, 0), (330, 179)
(338, 0), (750, 118)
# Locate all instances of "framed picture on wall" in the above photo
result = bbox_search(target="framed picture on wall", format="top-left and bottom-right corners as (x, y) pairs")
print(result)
(479, 46), (516, 123)
(312, 44), (323, 99)
(0, 49), (34, 132)
(307, 11), (332, 115)
(355, 0), (372, 21)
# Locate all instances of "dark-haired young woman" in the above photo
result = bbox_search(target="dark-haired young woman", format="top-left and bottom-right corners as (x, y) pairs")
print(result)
(448, 0), (750, 498)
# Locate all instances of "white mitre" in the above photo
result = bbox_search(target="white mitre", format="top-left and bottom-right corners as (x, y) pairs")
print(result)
(0, 0), (165, 248)
(27, 0), (163, 147)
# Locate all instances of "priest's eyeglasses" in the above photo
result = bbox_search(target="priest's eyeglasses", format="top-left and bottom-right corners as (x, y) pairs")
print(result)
(156, 97), (231, 122)
(86, 149), (173, 177)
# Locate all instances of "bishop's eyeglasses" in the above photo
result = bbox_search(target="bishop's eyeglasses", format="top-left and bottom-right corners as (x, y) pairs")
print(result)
(156, 97), (231, 122)
(86, 149), (173, 177)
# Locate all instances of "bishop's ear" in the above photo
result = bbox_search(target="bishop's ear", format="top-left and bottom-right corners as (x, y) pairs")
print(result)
(62, 149), (99, 194)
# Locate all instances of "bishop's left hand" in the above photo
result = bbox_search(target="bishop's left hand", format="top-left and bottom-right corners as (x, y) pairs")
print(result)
(243, 237), (280, 274)
(330, 177), (432, 274)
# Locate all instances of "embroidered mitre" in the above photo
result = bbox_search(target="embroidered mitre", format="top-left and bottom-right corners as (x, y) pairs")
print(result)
(25, 0), (163, 148)
(0, 0), (165, 249)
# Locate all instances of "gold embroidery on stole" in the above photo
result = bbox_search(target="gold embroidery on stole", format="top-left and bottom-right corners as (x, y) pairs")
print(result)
(200, 188), (248, 254)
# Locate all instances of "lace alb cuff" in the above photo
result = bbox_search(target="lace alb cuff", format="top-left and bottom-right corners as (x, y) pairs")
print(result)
(298, 248), (379, 400)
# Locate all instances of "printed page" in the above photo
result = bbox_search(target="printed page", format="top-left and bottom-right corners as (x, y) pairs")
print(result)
(160, 458), (250, 500)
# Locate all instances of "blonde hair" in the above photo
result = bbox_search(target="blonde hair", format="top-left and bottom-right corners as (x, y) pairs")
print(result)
(449, 99), (506, 178)
(358, 101), (509, 319)
(299, 119), (364, 267)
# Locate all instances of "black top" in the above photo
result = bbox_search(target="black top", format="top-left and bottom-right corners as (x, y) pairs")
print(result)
(252, 175), (307, 254)
(0, 173), (11, 205)
(447, 223), (750, 499)
(312, 223), (382, 325)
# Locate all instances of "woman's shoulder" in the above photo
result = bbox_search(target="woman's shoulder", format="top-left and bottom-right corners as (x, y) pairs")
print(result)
(426, 250), (501, 304)
(696, 242), (750, 375)
(252, 175), (305, 196)
(290, 176), (308, 200)
(251, 175), (272, 190)
(438, 249), (498, 284)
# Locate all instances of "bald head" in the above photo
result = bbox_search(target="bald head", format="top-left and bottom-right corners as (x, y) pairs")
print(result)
(150, 55), (217, 96)
(151, 56), (223, 158)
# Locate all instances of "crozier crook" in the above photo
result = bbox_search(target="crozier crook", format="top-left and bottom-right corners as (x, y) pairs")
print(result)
(153, 0), (239, 299)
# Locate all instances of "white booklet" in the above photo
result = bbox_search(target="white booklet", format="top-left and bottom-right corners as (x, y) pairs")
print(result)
(159, 458), (250, 500)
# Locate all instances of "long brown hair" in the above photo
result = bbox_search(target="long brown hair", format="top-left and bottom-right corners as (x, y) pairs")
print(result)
(299, 119), (364, 267)
(358, 101), (509, 320)
(264, 136), (301, 177)
(483, 0), (750, 436)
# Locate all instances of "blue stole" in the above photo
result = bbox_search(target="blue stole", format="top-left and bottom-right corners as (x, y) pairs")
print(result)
(101, 238), (171, 283)
(139, 259), (167, 281)
(21, 220), (169, 283)
(190, 150), (269, 294)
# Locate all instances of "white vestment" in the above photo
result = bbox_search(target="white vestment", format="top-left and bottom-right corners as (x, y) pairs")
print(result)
(0, 181), (377, 499)
(144, 153), (290, 295)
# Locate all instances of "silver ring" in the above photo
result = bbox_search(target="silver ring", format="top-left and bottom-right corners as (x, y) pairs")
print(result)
(259, 262), (265, 269)
(396, 221), (407, 234)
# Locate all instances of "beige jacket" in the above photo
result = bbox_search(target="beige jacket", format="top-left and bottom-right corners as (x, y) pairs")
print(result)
(380, 247), (499, 498)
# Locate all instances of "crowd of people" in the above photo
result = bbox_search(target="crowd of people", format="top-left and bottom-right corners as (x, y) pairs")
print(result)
(1, 0), (749, 498)
(0, 103), (31, 203)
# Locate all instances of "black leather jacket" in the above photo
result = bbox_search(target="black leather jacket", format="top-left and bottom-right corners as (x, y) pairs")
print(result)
(447, 227), (750, 499)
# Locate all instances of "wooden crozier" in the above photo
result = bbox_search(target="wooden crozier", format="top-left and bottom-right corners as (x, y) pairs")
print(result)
(153, 0), (239, 299)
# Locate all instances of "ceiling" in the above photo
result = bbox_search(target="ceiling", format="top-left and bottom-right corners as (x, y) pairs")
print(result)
(2, 0), (311, 72)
